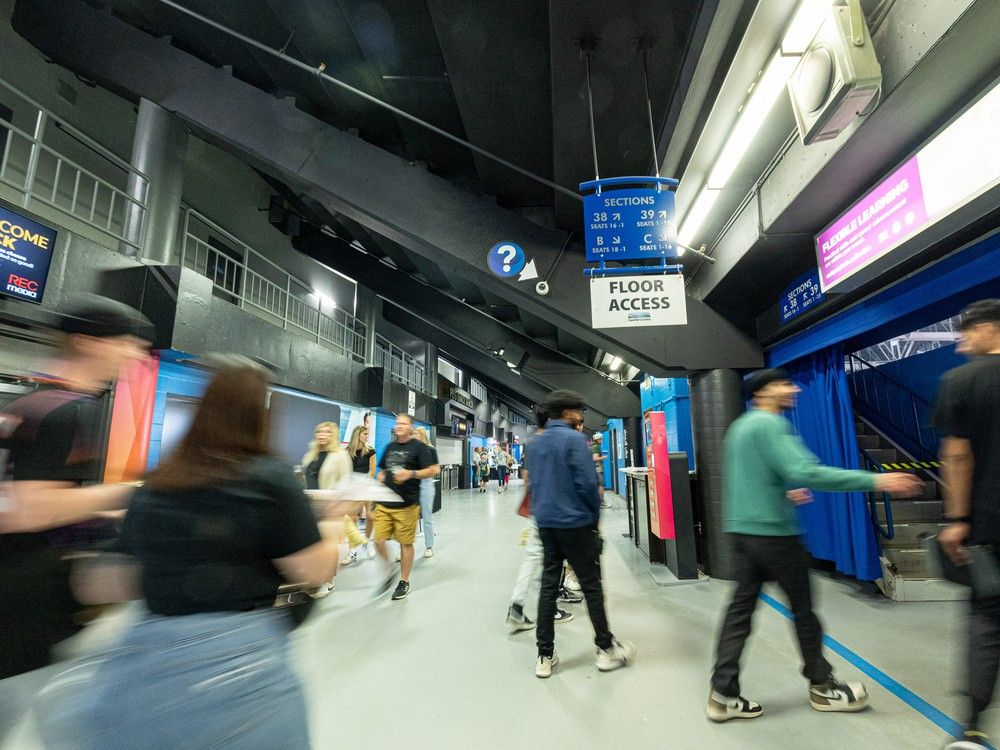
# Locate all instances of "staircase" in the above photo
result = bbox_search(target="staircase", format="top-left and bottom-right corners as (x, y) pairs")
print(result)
(854, 418), (964, 601)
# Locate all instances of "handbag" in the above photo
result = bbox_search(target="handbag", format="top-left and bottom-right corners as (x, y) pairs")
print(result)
(517, 489), (531, 518)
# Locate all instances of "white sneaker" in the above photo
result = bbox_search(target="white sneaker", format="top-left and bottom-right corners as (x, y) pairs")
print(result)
(310, 581), (335, 599)
(564, 573), (582, 592)
(595, 639), (636, 672)
(365, 541), (376, 559)
(535, 652), (559, 678)
(341, 550), (359, 566)
(809, 678), (869, 712)
(706, 690), (763, 722)
(423, 548), (434, 559)
(946, 733), (992, 749)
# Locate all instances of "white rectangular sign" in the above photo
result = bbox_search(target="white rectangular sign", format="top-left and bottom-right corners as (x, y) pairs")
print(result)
(407, 389), (416, 417)
(590, 274), (687, 329)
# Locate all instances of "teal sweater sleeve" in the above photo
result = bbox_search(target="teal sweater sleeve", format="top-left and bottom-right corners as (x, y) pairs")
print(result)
(760, 418), (877, 493)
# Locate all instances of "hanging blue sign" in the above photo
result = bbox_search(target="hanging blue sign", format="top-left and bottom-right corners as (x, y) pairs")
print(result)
(580, 177), (678, 263)
(781, 268), (825, 324)
(487, 242), (526, 278)
(0, 202), (58, 305)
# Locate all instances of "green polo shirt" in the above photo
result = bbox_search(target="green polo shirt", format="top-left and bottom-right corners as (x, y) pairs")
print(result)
(723, 409), (877, 536)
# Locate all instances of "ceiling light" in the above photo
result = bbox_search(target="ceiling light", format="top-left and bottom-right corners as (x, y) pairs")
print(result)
(677, 0), (832, 247)
(707, 52), (798, 189)
(609, 356), (623, 371)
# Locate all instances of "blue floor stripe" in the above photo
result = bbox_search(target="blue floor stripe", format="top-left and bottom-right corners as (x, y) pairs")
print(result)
(759, 592), (967, 740)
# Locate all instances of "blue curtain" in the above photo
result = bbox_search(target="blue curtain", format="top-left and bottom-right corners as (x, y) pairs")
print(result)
(785, 347), (882, 581)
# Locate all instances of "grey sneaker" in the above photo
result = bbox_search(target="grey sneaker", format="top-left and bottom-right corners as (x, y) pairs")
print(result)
(535, 652), (559, 678)
(809, 678), (869, 712)
(596, 639), (636, 672)
(557, 587), (583, 604)
(554, 608), (574, 624)
(506, 606), (535, 633)
(706, 690), (763, 722)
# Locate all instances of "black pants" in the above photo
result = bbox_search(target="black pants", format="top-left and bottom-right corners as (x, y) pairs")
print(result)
(966, 595), (1000, 730)
(536, 526), (613, 657)
(711, 534), (832, 697)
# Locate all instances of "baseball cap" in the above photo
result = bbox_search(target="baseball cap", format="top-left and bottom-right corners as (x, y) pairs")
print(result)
(745, 368), (791, 399)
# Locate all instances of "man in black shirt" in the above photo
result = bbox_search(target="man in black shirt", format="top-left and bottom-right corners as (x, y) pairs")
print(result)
(932, 299), (1000, 750)
(375, 413), (437, 600)
(0, 296), (151, 736)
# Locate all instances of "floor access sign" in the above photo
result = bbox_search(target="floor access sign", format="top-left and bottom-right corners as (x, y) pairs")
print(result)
(590, 274), (687, 328)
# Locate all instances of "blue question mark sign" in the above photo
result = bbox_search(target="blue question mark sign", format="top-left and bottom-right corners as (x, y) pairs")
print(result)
(487, 242), (526, 278)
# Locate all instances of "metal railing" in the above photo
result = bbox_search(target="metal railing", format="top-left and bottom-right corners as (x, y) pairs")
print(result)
(846, 353), (939, 461)
(0, 77), (149, 254)
(860, 449), (895, 542)
(374, 334), (425, 391)
(178, 208), (366, 362)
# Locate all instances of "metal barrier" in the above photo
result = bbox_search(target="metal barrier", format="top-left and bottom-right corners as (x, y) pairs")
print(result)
(861, 451), (895, 541)
(0, 77), (149, 255)
(846, 353), (939, 460)
(178, 208), (366, 362)
(374, 334), (425, 391)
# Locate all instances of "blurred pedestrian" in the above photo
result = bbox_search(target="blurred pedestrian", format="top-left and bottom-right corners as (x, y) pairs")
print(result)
(413, 427), (440, 558)
(347, 424), (377, 556)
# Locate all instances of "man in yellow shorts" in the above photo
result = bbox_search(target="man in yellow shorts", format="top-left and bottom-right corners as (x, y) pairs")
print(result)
(375, 413), (438, 599)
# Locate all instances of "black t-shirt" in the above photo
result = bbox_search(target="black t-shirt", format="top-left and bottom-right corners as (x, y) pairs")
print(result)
(352, 448), (375, 474)
(378, 439), (432, 506)
(304, 451), (329, 490)
(118, 456), (322, 616)
(0, 383), (105, 677)
(933, 354), (1000, 544)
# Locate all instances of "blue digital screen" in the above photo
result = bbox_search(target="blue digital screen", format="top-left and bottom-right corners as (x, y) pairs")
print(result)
(781, 269), (826, 324)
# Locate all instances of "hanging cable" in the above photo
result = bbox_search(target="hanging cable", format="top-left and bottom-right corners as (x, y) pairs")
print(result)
(149, 0), (581, 201)
(641, 49), (660, 179)
(584, 49), (601, 181)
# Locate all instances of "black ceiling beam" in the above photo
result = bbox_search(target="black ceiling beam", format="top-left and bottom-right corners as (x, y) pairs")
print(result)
(17, 0), (762, 376)
(285, 223), (639, 418)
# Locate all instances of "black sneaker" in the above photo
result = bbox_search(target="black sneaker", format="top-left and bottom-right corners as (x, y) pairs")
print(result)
(553, 608), (574, 624)
(391, 580), (410, 600)
(557, 586), (583, 604)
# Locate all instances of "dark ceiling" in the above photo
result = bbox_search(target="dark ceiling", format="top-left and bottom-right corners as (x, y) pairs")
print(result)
(96, 0), (706, 377)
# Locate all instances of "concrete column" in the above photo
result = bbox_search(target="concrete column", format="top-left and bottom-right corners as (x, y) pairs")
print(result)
(689, 369), (744, 580)
(423, 342), (438, 395)
(124, 99), (187, 262)
(356, 285), (379, 367)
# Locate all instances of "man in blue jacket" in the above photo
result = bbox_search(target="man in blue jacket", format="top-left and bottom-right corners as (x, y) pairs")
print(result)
(528, 389), (635, 678)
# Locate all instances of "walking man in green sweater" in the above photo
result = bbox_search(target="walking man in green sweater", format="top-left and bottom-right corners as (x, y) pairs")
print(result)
(707, 368), (921, 722)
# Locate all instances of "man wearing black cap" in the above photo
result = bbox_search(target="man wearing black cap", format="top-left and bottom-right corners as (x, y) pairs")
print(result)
(0, 295), (152, 689)
(932, 299), (1000, 750)
(707, 368), (919, 723)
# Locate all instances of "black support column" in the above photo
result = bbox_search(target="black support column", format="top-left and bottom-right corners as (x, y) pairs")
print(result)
(689, 369), (744, 580)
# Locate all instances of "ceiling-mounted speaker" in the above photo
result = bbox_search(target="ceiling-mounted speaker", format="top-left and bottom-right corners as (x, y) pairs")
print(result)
(787, 0), (881, 145)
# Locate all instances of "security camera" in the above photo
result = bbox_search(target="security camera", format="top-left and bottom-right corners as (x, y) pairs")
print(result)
(535, 280), (549, 296)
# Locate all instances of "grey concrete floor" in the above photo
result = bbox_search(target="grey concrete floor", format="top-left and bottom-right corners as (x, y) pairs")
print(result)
(1, 484), (988, 749)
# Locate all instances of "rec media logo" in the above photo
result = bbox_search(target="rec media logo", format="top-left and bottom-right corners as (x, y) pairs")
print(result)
(6, 273), (39, 299)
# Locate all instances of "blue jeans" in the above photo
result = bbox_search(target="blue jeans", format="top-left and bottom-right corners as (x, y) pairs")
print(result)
(38, 609), (310, 749)
(420, 478), (435, 549)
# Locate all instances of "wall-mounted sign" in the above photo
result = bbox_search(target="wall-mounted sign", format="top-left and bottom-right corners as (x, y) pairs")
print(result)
(407, 389), (416, 417)
(581, 177), (678, 263)
(449, 386), (475, 410)
(781, 269), (826, 324)
(817, 76), (1000, 291)
(590, 274), (687, 329)
(0, 202), (58, 304)
(487, 242), (526, 278)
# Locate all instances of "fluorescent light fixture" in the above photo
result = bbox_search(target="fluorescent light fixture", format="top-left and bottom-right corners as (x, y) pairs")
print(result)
(783, 0), (832, 54)
(609, 356), (623, 371)
(707, 52), (798, 189)
(677, 188), (718, 247)
(676, 0), (831, 247)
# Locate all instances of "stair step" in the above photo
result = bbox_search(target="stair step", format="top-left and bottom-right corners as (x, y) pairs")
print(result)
(867, 448), (901, 464)
(884, 547), (932, 577)
(857, 434), (881, 450)
(883, 522), (948, 548)
(889, 499), (944, 522)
